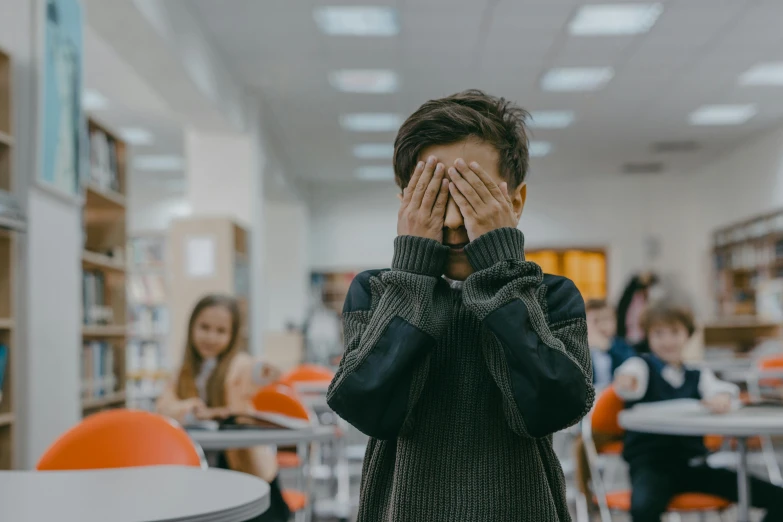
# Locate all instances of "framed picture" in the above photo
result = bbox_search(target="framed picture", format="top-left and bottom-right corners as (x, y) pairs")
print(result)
(38, 0), (84, 199)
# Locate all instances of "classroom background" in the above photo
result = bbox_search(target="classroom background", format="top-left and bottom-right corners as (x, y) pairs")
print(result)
(1, 0), (783, 521)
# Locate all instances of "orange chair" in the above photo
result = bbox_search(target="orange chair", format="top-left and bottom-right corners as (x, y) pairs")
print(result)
(37, 409), (205, 470)
(583, 387), (731, 522)
(745, 354), (783, 485)
(253, 385), (313, 520)
(281, 364), (334, 390)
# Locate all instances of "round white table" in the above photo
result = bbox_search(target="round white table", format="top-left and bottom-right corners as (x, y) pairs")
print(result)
(188, 425), (336, 451)
(0, 466), (269, 522)
(620, 403), (783, 522)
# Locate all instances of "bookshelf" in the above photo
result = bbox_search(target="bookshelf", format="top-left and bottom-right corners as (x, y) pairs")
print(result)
(168, 217), (250, 366)
(81, 118), (128, 416)
(127, 232), (170, 410)
(713, 210), (783, 317)
(0, 48), (15, 470)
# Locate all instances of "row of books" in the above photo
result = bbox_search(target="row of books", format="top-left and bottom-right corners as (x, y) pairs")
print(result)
(80, 341), (117, 399)
(83, 270), (114, 325)
(127, 340), (167, 377)
(129, 236), (165, 268)
(88, 129), (121, 193)
(127, 273), (165, 305)
(129, 304), (169, 338)
(714, 243), (783, 271)
(714, 213), (783, 246)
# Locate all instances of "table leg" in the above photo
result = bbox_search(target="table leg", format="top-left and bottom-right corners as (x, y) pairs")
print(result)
(736, 437), (751, 522)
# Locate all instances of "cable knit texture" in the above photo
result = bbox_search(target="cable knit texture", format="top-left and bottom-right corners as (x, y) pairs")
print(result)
(328, 229), (594, 522)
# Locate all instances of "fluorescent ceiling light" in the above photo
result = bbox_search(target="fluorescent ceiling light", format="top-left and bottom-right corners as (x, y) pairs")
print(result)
(314, 6), (399, 36)
(739, 62), (783, 86)
(118, 127), (154, 146)
(569, 3), (663, 36)
(529, 141), (553, 158)
(355, 166), (395, 181)
(689, 104), (757, 126)
(134, 155), (185, 171)
(329, 69), (399, 93)
(541, 67), (614, 91)
(353, 143), (395, 159)
(83, 89), (108, 110)
(528, 111), (575, 129)
(340, 113), (402, 132)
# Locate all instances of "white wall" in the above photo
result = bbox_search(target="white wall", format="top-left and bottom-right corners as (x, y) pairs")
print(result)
(308, 125), (783, 320)
(264, 201), (309, 332)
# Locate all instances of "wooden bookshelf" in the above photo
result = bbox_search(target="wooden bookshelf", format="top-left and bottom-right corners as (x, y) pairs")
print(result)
(713, 210), (783, 317)
(0, 47), (16, 470)
(127, 232), (170, 410)
(81, 118), (128, 416)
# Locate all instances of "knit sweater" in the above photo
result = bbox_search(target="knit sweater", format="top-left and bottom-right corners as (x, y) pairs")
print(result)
(327, 228), (595, 522)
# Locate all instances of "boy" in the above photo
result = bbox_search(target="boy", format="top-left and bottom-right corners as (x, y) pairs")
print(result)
(614, 301), (783, 522)
(586, 299), (636, 389)
(327, 90), (595, 521)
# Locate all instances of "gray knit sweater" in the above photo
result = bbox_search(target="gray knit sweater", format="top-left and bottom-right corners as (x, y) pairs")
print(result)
(327, 228), (595, 522)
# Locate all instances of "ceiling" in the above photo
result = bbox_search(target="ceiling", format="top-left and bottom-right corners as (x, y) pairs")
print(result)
(188, 0), (783, 184)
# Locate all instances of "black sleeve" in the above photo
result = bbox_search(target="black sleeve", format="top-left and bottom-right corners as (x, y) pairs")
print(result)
(462, 228), (595, 438)
(326, 236), (452, 440)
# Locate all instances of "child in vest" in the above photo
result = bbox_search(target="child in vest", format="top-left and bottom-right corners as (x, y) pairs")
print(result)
(586, 298), (636, 389)
(614, 300), (783, 522)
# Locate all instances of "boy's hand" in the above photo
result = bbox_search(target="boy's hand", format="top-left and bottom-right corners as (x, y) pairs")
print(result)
(702, 393), (733, 414)
(447, 159), (518, 241)
(615, 374), (638, 393)
(397, 156), (449, 242)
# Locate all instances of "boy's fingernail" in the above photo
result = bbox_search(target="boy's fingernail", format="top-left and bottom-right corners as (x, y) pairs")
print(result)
(427, 156), (436, 165)
(470, 161), (480, 170)
(455, 158), (466, 168)
(417, 161), (424, 169)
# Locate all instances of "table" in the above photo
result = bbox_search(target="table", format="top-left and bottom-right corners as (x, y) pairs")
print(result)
(188, 425), (336, 451)
(0, 466), (269, 522)
(620, 402), (783, 522)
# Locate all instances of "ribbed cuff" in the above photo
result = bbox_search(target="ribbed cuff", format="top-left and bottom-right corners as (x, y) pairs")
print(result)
(464, 227), (525, 271)
(392, 236), (450, 277)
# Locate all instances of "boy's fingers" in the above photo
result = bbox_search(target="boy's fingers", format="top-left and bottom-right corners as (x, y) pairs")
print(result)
(455, 159), (491, 203)
(500, 182), (513, 207)
(448, 181), (475, 216)
(402, 161), (425, 206)
(432, 179), (449, 214)
(448, 167), (482, 208)
(468, 161), (506, 203)
(421, 163), (445, 210)
(411, 156), (437, 207)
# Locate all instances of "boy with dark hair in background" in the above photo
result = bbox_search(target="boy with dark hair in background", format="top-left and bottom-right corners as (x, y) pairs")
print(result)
(586, 298), (636, 389)
(614, 301), (783, 522)
(327, 90), (595, 521)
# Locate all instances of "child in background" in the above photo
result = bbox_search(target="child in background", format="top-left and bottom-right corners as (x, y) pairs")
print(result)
(586, 298), (636, 389)
(156, 294), (289, 522)
(614, 300), (783, 522)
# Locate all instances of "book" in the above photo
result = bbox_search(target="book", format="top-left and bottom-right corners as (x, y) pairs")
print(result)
(0, 345), (6, 404)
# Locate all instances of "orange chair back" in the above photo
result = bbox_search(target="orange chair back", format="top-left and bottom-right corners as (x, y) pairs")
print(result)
(281, 364), (334, 386)
(37, 409), (202, 471)
(591, 386), (625, 436)
(253, 384), (311, 421)
(758, 354), (783, 388)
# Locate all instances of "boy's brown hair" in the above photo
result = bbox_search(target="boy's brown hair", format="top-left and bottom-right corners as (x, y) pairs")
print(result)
(585, 299), (611, 313)
(393, 89), (531, 190)
(640, 301), (696, 336)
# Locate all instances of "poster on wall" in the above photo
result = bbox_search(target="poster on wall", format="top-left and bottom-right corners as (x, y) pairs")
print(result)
(39, 0), (83, 197)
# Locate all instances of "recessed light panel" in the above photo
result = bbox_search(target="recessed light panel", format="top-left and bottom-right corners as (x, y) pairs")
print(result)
(355, 166), (395, 180)
(739, 62), (783, 86)
(314, 6), (399, 36)
(529, 141), (553, 158)
(569, 4), (663, 36)
(353, 143), (395, 159)
(528, 111), (575, 129)
(329, 70), (399, 93)
(340, 113), (403, 132)
(689, 105), (757, 126)
(541, 68), (614, 92)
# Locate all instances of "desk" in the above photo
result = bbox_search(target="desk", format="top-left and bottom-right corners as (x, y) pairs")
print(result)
(188, 425), (336, 451)
(0, 466), (269, 522)
(620, 403), (783, 522)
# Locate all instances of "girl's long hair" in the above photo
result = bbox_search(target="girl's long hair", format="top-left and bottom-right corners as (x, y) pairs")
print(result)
(175, 294), (242, 407)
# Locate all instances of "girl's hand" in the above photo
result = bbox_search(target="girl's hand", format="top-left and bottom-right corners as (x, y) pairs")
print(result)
(194, 403), (232, 420)
(702, 393), (733, 415)
(184, 397), (207, 415)
(615, 374), (638, 393)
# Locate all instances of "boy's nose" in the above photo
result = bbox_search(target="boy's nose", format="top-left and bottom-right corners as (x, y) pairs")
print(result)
(443, 196), (464, 230)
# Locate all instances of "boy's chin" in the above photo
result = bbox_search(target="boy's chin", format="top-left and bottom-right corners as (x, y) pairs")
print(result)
(444, 255), (473, 281)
